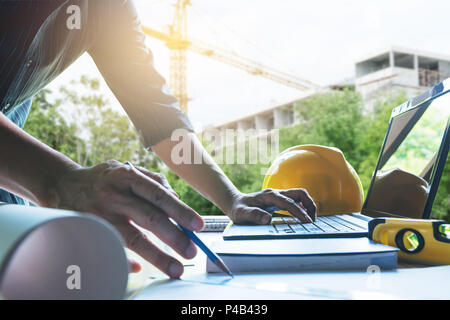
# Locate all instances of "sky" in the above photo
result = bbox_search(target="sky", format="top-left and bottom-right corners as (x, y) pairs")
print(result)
(48, 0), (450, 131)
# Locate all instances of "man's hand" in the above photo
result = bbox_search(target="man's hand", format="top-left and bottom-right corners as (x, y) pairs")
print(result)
(52, 160), (204, 278)
(228, 188), (317, 224)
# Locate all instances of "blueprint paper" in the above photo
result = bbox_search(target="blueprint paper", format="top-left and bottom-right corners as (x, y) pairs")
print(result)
(0, 204), (128, 299)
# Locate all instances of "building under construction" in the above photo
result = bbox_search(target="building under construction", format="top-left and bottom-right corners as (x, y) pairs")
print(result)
(139, 2), (449, 144)
(203, 46), (450, 147)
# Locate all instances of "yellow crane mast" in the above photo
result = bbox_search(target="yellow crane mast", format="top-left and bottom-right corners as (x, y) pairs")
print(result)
(142, 0), (319, 114)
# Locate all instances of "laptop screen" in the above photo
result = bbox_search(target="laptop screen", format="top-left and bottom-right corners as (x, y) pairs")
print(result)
(364, 83), (450, 219)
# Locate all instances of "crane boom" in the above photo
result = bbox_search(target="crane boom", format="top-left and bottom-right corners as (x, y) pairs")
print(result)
(140, 1), (318, 113)
(142, 25), (318, 90)
(188, 38), (317, 91)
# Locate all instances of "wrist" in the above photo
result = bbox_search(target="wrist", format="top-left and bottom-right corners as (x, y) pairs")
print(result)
(39, 161), (83, 208)
(220, 190), (243, 217)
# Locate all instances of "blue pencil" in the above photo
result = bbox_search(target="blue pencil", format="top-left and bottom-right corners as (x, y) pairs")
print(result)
(178, 224), (233, 277)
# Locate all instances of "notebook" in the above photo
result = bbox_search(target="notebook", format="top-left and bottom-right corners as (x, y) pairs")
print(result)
(207, 237), (398, 273)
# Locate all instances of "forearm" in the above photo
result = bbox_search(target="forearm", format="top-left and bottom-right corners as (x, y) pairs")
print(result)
(153, 133), (241, 215)
(0, 113), (80, 206)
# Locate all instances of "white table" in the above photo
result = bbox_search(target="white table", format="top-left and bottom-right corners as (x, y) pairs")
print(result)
(129, 232), (450, 300)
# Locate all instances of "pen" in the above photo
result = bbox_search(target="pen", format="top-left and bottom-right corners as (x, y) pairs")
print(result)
(125, 161), (234, 277)
(178, 224), (233, 277)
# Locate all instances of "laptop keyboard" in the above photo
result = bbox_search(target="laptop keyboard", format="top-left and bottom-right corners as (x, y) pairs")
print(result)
(201, 216), (231, 232)
(222, 213), (370, 239)
(270, 214), (368, 235)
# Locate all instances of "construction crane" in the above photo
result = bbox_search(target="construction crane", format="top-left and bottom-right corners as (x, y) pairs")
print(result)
(141, 0), (319, 113)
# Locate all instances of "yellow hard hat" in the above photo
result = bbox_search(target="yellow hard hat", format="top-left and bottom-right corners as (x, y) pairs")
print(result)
(262, 145), (364, 216)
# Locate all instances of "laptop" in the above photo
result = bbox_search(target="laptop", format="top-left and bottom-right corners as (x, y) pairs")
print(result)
(223, 79), (450, 240)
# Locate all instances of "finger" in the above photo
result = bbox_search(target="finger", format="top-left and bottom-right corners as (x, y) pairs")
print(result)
(278, 189), (317, 221)
(134, 166), (178, 197)
(233, 206), (272, 225)
(115, 221), (184, 278)
(125, 169), (204, 231)
(116, 196), (197, 259)
(128, 257), (141, 273)
(259, 189), (313, 223)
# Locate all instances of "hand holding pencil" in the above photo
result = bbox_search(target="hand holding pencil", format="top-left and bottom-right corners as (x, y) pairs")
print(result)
(125, 162), (233, 277)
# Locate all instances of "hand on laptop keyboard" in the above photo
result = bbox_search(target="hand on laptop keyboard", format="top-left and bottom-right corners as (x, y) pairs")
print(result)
(227, 189), (317, 225)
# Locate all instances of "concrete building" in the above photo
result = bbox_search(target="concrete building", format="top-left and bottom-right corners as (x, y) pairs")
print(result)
(202, 46), (450, 150)
(355, 46), (450, 104)
(201, 91), (319, 152)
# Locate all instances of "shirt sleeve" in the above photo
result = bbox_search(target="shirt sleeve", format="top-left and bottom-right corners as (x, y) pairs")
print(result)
(87, 0), (194, 148)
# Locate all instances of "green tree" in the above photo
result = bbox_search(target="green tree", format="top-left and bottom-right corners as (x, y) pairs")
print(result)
(280, 89), (365, 168)
(57, 76), (161, 170)
(23, 78), (448, 220)
(23, 89), (88, 164)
